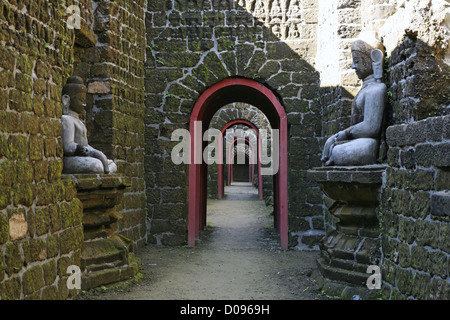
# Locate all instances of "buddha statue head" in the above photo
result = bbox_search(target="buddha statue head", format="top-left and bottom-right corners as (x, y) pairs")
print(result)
(62, 76), (87, 116)
(351, 31), (384, 81)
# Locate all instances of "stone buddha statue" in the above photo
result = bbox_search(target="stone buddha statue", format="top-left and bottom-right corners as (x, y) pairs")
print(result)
(61, 76), (117, 174)
(321, 32), (386, 166)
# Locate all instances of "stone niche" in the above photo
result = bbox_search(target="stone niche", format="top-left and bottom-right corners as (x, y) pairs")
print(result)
(62, 173), (140, 290)
(307, 165), (385, 294)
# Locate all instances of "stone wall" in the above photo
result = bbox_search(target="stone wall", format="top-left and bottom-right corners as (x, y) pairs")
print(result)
(73, 0), (147, 249)
(378, 16), (450, 297)
(0, 0), (147, 299)
(382, 115), (449, 299)
(0, 0), (83, 299)
(385, 37), (449, 124)
(145, 0), (324, 248)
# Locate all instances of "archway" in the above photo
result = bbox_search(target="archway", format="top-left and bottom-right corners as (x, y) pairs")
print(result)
(189, 78), (288, 249)
(227, 137), (255, 184)
(219, 120), (263, 200)
(231, 152), (251, 182)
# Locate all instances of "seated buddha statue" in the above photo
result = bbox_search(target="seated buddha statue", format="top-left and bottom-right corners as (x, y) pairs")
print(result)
(321, 32), (386, 166)
(61, 76), (117, 174)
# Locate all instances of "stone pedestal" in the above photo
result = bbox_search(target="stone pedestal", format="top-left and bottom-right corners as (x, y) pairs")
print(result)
(307, 165), (385, 287)
(64, 174), (140, 290)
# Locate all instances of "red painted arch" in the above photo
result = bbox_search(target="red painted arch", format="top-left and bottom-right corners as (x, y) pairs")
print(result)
(189, 78), (288, 249)
(218, 120), (262, 200)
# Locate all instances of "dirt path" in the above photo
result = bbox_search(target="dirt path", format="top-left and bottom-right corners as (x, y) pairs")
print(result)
(79, 183), (326, 300)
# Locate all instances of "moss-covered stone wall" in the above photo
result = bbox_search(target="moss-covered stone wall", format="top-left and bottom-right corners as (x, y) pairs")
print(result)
(381, 114), (449, 299)
(380, 34), (450, 299)
(0, 0), (147, 299)
(0, 0), (83, 299)
(73, 0), (147, 249)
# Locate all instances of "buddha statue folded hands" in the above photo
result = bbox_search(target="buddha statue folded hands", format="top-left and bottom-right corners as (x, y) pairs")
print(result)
(61, 76), (117, 174)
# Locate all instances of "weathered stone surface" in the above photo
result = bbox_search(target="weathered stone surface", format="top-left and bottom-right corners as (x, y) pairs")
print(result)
(431, 192), (450, 217)
(80, 234), (139, 290)
(62, 76), (118, 175)
(310, 164), (383, 288)
(8, 212), (27, 241)
(87, 81), (112, 94)
(317, 256), (369, 286)
(308, 166), (385, 206)
(22, 265), (45, 296)
(65, 173), (139, 289)
(0, 277), (21, 300)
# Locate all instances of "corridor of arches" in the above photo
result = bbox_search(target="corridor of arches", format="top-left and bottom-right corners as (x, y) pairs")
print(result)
(188, 78), (289, 249)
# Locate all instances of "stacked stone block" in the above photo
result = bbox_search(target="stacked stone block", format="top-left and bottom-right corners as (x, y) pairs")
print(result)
(387, 36), (450, 124)
(0, 0), (447, 302)
(318, 0), (363, 139)
(360, 0), (395, 32)
(382, 115), (449, 299)
(0, 0), (83, 299)
(74, 0), (147, 249)
(313, 1), (450, 299)
(377, 32), (450, 299)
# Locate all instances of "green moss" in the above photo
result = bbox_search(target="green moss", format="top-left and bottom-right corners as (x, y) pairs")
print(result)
(60, 202), (73, 229)
(73, 225), (84, 249)
(69, 197), (83, 221)
(35, 208), (50, 236)
(16, 161), (34, 184)
(59, 228), (76, 254)
(192, 64), (218, 87)
(22, 265), (45, 296)
(42, 260), (57, 286)
(48, 159), (63, 182)
(0, 277), (21, 300)
(46, 234), (59, 258)
(7, 135), (28, 160)
(5, 242), (23, 275)
(0, 214), (8, 244)
(13, 184), (34, 207)
(0, 161), (14, 186)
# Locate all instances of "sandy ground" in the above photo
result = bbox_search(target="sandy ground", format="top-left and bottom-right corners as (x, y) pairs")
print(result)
(78, 182), (327, 300)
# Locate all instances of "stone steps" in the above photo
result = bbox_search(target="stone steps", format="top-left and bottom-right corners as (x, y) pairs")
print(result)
(85, 259), (126, 272)
(317, 257), (369, 287)
(81, 259), (140, 290)
(80, 235), (140, 290)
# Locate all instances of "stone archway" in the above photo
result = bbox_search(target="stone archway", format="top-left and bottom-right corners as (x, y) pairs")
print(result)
(188, 77), (288, 249)
(219, 120), (263, 200)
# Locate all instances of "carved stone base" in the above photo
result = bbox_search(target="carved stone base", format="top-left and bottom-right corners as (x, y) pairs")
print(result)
(307, 165), (385, 287)
(64, 174), (139, 290)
